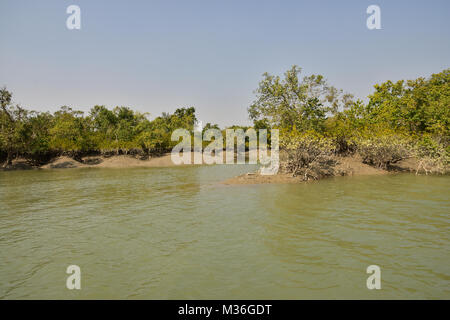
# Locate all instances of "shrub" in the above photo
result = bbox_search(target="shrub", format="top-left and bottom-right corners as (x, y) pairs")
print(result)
(332, 135), (357, 156)
(281, 133), (336, 180)
(413, 136), (449, 174)
(357, 135), (411, 170)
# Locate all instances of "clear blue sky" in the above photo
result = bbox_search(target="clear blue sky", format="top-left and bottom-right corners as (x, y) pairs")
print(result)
(1, 0), (449, 127)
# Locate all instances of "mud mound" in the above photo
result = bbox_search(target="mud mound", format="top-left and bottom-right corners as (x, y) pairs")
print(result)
(1, 159), (34, 171)
(40, 156), (85, 169)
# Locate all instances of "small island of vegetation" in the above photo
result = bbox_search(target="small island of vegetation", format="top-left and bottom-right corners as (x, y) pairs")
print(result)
(1, 66), (449, 179)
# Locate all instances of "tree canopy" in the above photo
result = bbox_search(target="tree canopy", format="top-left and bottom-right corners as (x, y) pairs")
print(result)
(1, 67), (448, 169)
(0, 86), (198, 165)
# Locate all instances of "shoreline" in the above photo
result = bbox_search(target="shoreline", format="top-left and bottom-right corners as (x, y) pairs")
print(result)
(0, 151), (266, 171)
(0, 154), (180, 171)
(222, 155), (423, 185)
(1, 153), (433, 186)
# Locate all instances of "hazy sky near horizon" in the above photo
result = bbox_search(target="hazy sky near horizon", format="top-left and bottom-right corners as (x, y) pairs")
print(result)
(1, 0), (449, 127)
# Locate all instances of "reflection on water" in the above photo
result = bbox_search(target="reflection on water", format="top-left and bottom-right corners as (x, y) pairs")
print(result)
(0, 166), (449, 299)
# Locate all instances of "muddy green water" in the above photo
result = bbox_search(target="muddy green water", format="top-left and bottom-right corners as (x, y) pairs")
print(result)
(0, 165), (449, 299)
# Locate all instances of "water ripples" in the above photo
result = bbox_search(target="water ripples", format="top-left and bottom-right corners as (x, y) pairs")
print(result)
(0, 168), (449, 299)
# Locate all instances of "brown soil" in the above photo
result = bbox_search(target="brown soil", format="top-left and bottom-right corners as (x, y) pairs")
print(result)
(1, 154), (422, 184)
(334, 155), (387, 176)
(0, 158), (35, 171)
(40, 156), (87, 169)
(1, 154), (181, 171)
(389, 157), (420, 173)
(93, 154), (177, 168)
(222, 172), (302, 185)
(222, 155), (403, 185)
(41, 154), (180, 169)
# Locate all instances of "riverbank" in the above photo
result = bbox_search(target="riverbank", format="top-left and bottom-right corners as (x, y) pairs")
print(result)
(222, 155), (422, 185)
(0, 151), (267, 171)
(1, 153), (442, 185)
(0, 151), (255, 170)
(0, 154), (180, 171)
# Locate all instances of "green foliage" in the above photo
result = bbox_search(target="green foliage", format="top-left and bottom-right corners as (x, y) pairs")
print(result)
(0, 86), (200, 164)
(248, 65), (353, 132)
(356, 133), (412, 169)
(414, 135), (448, 159)
(0, 87), (29, 165)
(280, 130), (336, 180)
(249, 66), (449, 174)
(366, 69), (449, 135)
(1, 66), (448, 174)
(49, 106), (95, 154)
(412, 135), (449, 174)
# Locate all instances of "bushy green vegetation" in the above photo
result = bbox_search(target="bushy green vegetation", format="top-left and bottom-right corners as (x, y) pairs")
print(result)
(249, 66), (449, 176)
(0, 88), (197, 166)
(280, 130), (336, 180)
(1, 66), (449, 174)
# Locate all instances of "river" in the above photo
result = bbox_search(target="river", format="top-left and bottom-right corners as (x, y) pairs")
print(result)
(0, 165), (449, 299)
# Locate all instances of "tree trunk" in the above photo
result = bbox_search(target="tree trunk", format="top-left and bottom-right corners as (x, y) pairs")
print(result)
(3, 150), (12, 167)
